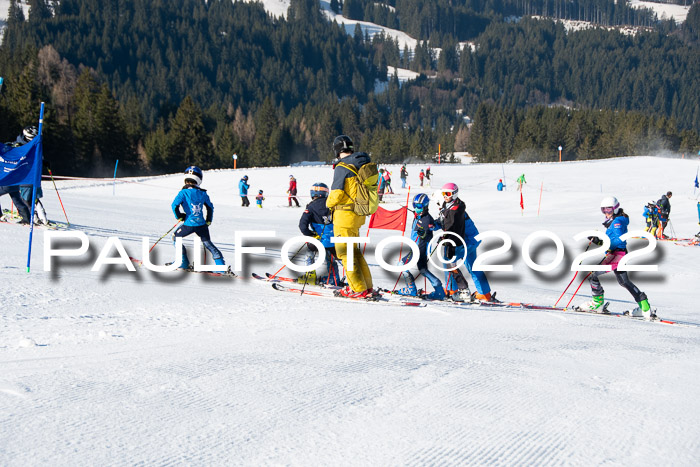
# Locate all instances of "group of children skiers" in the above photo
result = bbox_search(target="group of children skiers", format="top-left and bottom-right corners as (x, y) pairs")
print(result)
(236, 174), (301, 208)
(168, 135), (700, 319)
(643, 191), (673, 239)
(0, 122), (689, 320)
(398, 165), (431, 189)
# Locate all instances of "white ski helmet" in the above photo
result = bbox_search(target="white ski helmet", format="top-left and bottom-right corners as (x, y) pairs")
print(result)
(600, 196), (620, 215)
(22, 126), (38, 142)
(184, 166), (203, 186)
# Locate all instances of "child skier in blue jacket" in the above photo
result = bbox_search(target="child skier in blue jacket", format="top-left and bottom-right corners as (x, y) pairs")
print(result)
(298, 182), (342, 285)
(171, 166), (226, 270)
(395, 193), (444, 300)
(582, 196), (653, 319)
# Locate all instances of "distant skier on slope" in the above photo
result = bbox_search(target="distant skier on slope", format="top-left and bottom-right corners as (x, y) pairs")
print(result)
(656, 191), (672, 239)
(239, 175), (250, 207)
(643, 201), (658, 236)
(171, 166), (226, 270)
(696, 201), (700, 241)
(400, 165), (408, 188)
(287, 175), (300, 207)
(581, 196), (653, 319)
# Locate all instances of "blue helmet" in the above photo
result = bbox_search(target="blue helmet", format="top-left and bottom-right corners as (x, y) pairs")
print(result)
(413, 193), (430, 213)
(184, 166), (203, 186)
(310, 182), (329, 199)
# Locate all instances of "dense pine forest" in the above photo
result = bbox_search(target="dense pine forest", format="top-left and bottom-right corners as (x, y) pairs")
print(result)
(0, 0), (698, 176)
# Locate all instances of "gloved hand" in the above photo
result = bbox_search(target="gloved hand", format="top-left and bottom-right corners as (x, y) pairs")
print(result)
(206, 221), (211, 226)
(587, 236), (603, 246)
(177, 215), (186, 222)
(313, 234), (321, 240)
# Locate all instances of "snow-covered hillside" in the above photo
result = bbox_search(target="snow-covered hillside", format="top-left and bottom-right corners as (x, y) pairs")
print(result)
(2, 156), (700, 464)
(630, 0), (691, 23)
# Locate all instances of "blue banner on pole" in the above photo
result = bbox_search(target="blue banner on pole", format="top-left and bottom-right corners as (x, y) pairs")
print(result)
(0, 136), (43, 187)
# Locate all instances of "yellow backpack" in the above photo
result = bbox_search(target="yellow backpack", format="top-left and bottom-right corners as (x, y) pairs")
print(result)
(337, 161), (379, 216)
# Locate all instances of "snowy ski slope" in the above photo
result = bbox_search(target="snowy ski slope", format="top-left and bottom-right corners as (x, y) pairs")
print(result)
(1, 156), (700, 464)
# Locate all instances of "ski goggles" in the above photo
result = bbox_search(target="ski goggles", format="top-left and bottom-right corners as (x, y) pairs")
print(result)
(601, 206), (615, 214)
(442, 191), (454, 197)
(413, 205), (425, 213)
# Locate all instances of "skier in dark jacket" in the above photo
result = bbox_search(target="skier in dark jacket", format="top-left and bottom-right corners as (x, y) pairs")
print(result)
(400, 165), (408, 188)
(172, 166), (226, 270)
(298, 182), (342, 285)
(436, 182), (472, 301)
(656, 191), (672, 238)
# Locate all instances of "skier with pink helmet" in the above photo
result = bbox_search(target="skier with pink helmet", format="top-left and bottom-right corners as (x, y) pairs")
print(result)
(435, 182), (494, 302)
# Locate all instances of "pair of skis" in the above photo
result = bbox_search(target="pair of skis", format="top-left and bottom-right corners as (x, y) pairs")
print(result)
(255, 273), (426, 307)
(128, 256), (238, 278)
(262, 272), (699, 327)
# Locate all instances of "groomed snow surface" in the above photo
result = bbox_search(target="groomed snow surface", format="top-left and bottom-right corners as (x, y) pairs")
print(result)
(2, 156), (700, 464)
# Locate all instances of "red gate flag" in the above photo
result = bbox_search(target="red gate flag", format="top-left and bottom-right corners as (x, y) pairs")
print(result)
(520, 191), (524, 210)
(368, 206), (408, 231)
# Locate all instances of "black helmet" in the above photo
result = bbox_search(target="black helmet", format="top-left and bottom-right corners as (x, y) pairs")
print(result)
(333, 135), (354, 157)
(22, 126), (38, 142)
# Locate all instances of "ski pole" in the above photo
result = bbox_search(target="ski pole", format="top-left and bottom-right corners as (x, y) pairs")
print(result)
(47, 168), (70, 225)
(150, 219), (182, 253)
(269, 243), (306, 279)
(565, 272), (592, 308)
(668, 219), (677, 238)
(554, 242), (591, 306)
(300, 250), (318, 296)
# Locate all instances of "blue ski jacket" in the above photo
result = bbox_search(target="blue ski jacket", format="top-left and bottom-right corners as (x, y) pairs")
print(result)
(464, 213), (481, 247)
(411, 212), (439, 251)
(239, 179), (250, 196)
(172, 186), (213, 227)
(299, 197), (334, 248)
(603, 212), (629, 251)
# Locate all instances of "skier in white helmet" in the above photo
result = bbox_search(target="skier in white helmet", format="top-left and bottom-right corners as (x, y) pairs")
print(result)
(581, 196), (653, 319)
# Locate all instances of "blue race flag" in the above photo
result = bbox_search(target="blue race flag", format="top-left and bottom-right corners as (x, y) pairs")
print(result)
(5, 102), (46, 273)
(0, 135), (43, 187)
(695, 172), (699, 189)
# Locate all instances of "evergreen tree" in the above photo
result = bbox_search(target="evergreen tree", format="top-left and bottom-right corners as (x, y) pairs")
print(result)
(252, 97), (282, 167)
(168, 96), (213, 170)
(28, 0), (52, 22)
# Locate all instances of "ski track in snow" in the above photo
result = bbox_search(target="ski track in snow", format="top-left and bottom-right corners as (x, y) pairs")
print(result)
(2, 158), (700, 464)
